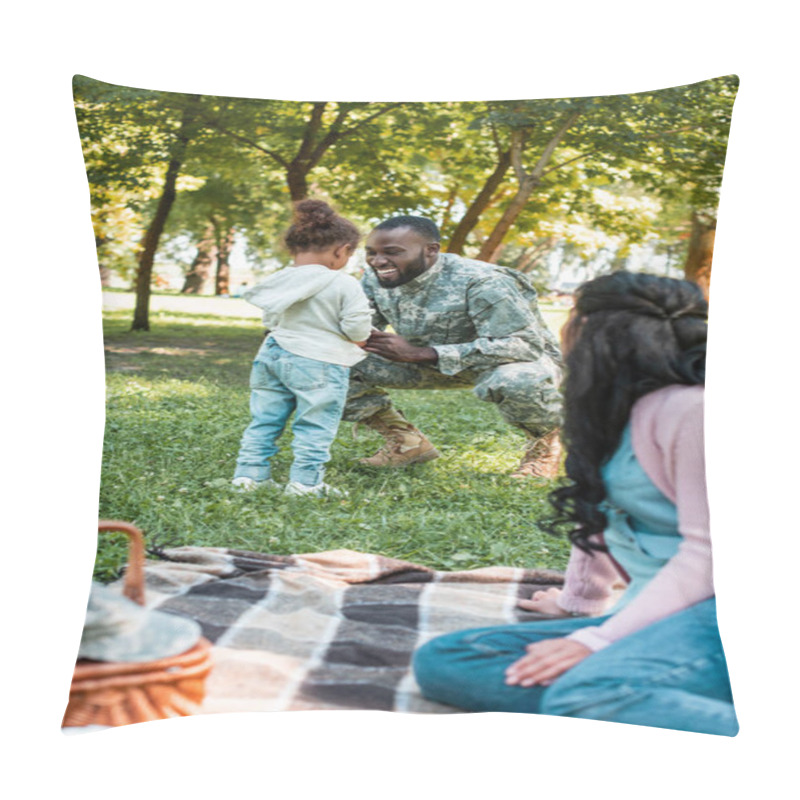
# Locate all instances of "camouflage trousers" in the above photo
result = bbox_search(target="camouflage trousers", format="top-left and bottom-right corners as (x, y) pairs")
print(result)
(343, 354), (563, 436)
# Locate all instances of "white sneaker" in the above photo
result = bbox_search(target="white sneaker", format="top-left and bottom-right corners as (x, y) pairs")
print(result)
(232, 477), (282, 492)
(284, 481), (347, 498)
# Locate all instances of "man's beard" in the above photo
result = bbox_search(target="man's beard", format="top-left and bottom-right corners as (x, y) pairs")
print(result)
(374, 250), (429, 287)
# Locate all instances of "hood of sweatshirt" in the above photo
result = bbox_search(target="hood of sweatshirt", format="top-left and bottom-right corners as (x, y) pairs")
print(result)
(242, 264), (340, 322)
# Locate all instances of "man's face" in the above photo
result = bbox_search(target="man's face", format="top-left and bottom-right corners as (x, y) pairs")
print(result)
(365, 227), (441, 288)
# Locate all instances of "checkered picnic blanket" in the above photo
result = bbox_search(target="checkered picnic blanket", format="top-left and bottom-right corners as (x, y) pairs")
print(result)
(137, 547), (564, 714)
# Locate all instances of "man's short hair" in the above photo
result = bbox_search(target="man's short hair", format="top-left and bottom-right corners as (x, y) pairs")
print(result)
(373, 215), (441, 242)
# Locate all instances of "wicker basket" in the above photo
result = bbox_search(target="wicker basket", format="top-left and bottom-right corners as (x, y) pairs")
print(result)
(62, 521), (213, 728)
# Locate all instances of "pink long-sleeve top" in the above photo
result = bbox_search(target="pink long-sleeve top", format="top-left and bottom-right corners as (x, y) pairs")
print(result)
(559, 384), (714, 652)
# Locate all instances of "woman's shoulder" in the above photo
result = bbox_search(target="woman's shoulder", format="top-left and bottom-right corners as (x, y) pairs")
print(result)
(633, 384), (704, 424)
(632, 385), (704, 460)
(631, 385), (705, 501)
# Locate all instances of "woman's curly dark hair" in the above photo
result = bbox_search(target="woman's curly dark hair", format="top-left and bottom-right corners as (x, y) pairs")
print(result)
(548, 271), (708, 554)
(284, 199), (360, 254)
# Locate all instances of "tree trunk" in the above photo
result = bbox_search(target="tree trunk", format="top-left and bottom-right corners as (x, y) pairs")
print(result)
(284, 102), (328, 201)
(132, 98), (200, 331)
(181, 223), (217, 294)
(683, 212), (715, 300)
(477, 110), (580, 263)
(286, 166), (309, 201)
(477, 180), (538, 262)
(517, 238), (556, 274)
(214, 226), (235, 295)
(96, 236), (112, 287)
(447, 149), (511, 254)
(440, 185), (459, 234)
(213, 101), (399, 206)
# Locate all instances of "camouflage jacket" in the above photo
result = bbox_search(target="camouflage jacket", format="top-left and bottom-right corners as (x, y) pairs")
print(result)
(361, 252), (562, 376)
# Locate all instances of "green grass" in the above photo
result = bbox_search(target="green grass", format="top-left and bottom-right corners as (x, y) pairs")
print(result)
(97, 306), (571, 581)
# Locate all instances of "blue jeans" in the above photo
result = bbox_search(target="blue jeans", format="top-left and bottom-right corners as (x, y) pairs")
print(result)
(413, 598), (738, 736)
(234, 339), (350, 486)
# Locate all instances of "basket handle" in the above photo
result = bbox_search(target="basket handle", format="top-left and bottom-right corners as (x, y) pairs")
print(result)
(98, 520), (146, 606)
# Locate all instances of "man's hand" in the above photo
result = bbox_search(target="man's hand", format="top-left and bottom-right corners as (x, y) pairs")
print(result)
(504, 638), (592, 687)
(517, 587), (572, 616)
(363, 331), (438, 364)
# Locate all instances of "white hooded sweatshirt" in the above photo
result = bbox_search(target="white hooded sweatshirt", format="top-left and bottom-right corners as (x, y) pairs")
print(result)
(243, 264), (372, 367)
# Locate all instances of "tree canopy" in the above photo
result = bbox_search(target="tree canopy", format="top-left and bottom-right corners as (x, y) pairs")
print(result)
(73, 74), (738, 327)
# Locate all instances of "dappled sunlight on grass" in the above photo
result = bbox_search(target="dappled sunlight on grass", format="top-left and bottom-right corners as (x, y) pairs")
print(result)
(107, 375), (218, 400)
(106, 344), (215, 358)
(103, 314), (260, 383)
(433, 449), (518, 476)
(103, 308), (261, 328)
(97, 309), (570, 581)
(148, 312), (261, 328)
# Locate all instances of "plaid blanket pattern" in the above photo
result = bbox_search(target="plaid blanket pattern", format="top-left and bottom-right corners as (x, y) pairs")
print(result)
(138, 547), (564, 714)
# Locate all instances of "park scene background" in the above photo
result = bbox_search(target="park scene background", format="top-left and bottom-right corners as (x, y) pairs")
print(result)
(75, 75), (737, 580)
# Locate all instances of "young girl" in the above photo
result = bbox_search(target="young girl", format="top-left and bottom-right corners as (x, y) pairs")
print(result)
(413, 271), (738, 736)
(232, 200), (372, 497)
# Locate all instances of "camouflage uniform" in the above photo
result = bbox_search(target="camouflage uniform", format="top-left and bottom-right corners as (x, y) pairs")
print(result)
(343, 252), (563, 437)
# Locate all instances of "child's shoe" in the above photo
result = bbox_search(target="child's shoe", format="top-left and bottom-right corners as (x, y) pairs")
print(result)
(284, 481), (348, 498)
(232, 477), (282, 492)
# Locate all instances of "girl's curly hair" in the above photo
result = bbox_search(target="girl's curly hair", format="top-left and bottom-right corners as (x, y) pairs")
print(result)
(284, 199), (360, 254)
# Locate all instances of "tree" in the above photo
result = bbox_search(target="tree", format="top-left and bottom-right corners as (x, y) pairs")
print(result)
(74, 77), (737, 315)
(595, 76), (738, 294)
(168, 149), (286, 293)
(132, 95), (203, 329)
(447, 144), (511, 254)
(477, 106), (584, 261)
(442, 78), (737, 273)
(180, 222), (217, 294)
(74, 78), (212, 328)
(73, 77), (165, 287)
(683, 212), (716, 297)
(203, 100), (405, 201)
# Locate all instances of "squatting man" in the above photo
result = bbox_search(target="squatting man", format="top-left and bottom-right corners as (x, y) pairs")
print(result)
(346, 215), (564, 478)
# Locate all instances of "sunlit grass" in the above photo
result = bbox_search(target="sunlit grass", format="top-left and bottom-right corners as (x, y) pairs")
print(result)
(96, 306), (571, 580)
(142, 312), (260, 328)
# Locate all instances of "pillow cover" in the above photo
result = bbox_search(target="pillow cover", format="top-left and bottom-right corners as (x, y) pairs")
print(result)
(66, 75), (739, 735)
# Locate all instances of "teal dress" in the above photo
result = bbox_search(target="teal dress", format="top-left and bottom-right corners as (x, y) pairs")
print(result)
(601, 424), (681, 612)
(413, 422), (739, 735)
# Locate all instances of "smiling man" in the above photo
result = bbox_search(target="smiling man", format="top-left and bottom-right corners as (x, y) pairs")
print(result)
(343, 215), (564, 478)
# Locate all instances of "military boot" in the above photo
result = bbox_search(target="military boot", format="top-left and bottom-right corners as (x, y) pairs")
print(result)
(358, 408), (441, 468)
(511, 429), (562, 479)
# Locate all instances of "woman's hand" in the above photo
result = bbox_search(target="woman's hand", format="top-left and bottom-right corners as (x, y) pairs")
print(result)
(505, 638), (592, 687)
(517, 587), (571, 616)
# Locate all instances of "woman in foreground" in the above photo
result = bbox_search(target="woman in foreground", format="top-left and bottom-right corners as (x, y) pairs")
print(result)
(413, 271), (738, 736)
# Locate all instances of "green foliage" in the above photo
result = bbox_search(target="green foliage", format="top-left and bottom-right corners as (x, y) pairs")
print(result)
(74, 76), (737, 303)
(456, 78), (737, 256)
(97, 305), (571, 582)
